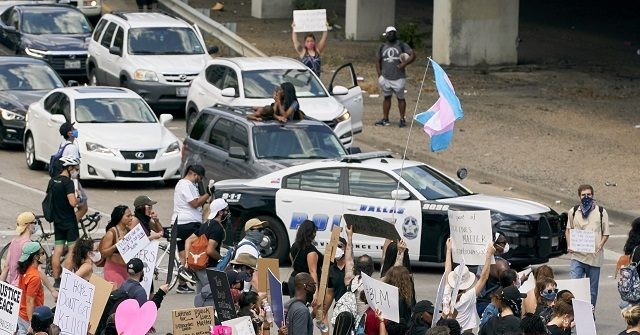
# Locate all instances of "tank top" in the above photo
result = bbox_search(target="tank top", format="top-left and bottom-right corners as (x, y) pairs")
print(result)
(7, 235), (30, 286)
(301, 50), (321, 76)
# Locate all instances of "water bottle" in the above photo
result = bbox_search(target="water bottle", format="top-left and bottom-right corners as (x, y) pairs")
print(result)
(263, 301), (274, 324)
(315, 318), (329, 333)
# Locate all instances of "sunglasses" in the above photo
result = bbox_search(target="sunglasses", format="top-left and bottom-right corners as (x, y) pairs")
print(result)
(543, 288), (559, 294)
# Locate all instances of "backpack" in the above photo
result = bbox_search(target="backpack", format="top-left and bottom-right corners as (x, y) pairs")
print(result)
(570, 205), (604, 232)
(215, 245), (235, 271)
(41, 177), (58, 222)
(48, 142), (71, 177)
(331, 276), (361, 326)
(95, 287), (130, 335)
(618, 246), (640, 303)
(187, 222), (210, 270)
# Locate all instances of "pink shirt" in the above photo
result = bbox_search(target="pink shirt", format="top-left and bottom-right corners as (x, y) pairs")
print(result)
(7, 235), (30, 286)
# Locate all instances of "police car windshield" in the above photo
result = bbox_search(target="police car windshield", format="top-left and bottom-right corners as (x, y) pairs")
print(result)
(395, 165), (471, 200)
(242, 69), (327, 98)
(253, 124), (346, 159)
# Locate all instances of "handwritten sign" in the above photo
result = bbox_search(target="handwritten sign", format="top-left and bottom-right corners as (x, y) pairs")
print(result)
(0, 281), (21, 335)
(573, 299), (596, 335)
(344, 214), (401, 241)
(117, 223), (150, 263)
(172, 307), (214, 335)
(136, 240), (159, 296)
(206, 269), (237, 323)
(293, 9), (327, 32)
(361, 272), (399, 323)
(570, 229), (596, 253)
(88, 275), (114, 335)
(221, 316), (256, 335)
(257, 258), (279, 293)
(448, 210), (492, 265)
(268, 270), (284, 328)
(54, 269), (95, 335)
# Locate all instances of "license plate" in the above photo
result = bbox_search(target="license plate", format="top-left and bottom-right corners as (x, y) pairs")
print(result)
(64, 60), (81, 69)
(130, 163), (149, 174)
(552, 236), (559, 247)
(176, 87), (189, 97)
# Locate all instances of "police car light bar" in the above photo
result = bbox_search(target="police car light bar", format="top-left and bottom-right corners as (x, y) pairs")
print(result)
(339, 151), (393, 163)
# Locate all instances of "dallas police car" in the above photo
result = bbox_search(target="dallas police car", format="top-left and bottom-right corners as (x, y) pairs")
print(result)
(215, 152), (567, 266)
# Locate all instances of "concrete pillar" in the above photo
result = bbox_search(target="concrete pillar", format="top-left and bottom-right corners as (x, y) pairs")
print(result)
(251, 0), (292, 19)
(433, 0), (519, 66)
(345, 0), (395, 41)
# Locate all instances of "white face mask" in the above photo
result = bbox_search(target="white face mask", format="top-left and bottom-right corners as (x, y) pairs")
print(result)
(71, 170), (80, 178)
(335, 247), (344, 260)
(503, 242), (510, 254)
(90, 251), (102, 263)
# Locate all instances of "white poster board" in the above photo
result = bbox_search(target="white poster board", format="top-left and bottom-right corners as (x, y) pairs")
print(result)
(117, 224), (150, 263)
(361, 273), (399, 323)
(292, 9), (327, 32)
(221, 316), (256, 335)
(448, 210), (493, 265)
(570, 229), (596, 253)
(54, 269), (95, 335)
(0, 281), (21, 335)
(518, 277), (590, 302)
(136, 240), (159, 296)
(431, 274), (445, 326)
(573, 299), (596, 335)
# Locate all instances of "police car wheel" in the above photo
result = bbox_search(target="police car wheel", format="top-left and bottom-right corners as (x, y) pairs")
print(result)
(257, 215), (290, 264)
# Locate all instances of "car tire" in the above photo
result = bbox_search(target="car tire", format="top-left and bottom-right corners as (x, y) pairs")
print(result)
(257, 215), (290, 264)
(88, 67), (98, 86)
(25, 133), (45, 170)
(120, 77), (128, 88)
(186, 108), (197, 131)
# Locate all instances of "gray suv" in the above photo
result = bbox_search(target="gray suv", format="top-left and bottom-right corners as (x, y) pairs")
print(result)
(182, 105), (349, 180)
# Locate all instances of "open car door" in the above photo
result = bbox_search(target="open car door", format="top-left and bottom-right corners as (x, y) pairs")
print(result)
(328, 63), (363, 134)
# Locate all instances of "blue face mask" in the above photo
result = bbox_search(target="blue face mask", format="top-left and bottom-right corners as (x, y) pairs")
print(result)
(72, 129), (79, 139)
(580, 196), (594, 218)
(541, 290), (557, 301)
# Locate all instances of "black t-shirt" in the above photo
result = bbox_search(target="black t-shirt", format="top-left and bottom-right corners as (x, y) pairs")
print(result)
(547, 325), (571, 335)
(49, 175), (76, 228)
(479, 314), (521, 335)
(196, 219), (225, 267)
(290, 242), (323, 278)
(619, 331), (640, 335)
(328, 262), (346, 302)
(135, 211), (152, 236)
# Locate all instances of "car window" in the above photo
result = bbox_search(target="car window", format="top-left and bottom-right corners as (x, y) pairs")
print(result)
(74, 98), (156, 123)
(113, 26), (124, 50)
(8, 10), (18, 29)
(205, 65), (226, 89)
(189, 113), (214, 140)
(222, 69), (239, 95)
(208, 118), (233, 150)
(284, 169), (341, 194)
(394, 165), (471, 200)
(0, 63), (64, 90)
(92, 19), (107, 42)
(127, 27), (204, 55)
(21, 9), (91, 34)
(230, 123), (248, 151)
(44, 93), (61, 113)
(348, 169), (406, 199)
(252, 124), (346, 159)
(100, 22), (116, 48)
(242, 69), (327, 98)
(47, 93), (70, 120)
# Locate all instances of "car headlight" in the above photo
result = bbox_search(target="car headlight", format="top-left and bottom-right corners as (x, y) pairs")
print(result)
(86, 142), (115, 155)
(164, 141), (180, 155)
(496, 220), (532, 233)
(334, 108), (351, 123)
(133, 69), (158, 82)
(0, 108), (25, 121)
(24, 48), (47, 59)
(83, 0), (97, 6)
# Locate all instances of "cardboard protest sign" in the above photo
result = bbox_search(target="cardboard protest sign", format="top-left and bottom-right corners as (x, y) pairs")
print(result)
(448, 210), (493, 265)
(344, 214), (401, 241)
(136, 240), (159, 296)
(0, 281), (21, 335)
(54, 269), (95, 335)
(268, 269), (284, 327)
(573, 299), (596, 335)
(361, 273), (400, 323)
(116, 223), (150, 262)
(293, 9), (327, 32)
(172, 307), (214, 335)
(257, 258), (279, 293)
(449, 258), (466, 312)
(317, 227), (341, 322)
(88, 275), (115, 335)
(206, 269), (237, 322)
(570, 229), (596, 253)
(221, 316), (256, 335)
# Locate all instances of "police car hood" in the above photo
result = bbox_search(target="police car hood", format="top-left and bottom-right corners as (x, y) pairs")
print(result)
(438, 194), (550, 216)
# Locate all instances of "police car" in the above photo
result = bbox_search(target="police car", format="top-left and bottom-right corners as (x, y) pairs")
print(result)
(215, 152), (567, 266)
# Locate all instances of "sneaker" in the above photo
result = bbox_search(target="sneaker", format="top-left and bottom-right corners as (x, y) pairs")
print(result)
(178, 267), (197, 284)
(53, 278), (61, 289)
(374, 119), (390, 126)
(399, 119), (407, 128)
(176, 284), (195, 294)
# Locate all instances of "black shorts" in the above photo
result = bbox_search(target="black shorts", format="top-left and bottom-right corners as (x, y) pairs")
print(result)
(176, 222), (200, 252)
(54, 225), (79, 245)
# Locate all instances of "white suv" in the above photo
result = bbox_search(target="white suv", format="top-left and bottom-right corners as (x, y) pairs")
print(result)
(185, 57), (363, 147)
(87, 12), (215, 111)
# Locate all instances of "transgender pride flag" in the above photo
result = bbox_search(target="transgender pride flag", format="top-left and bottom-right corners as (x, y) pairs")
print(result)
(414, 59), (464, 152)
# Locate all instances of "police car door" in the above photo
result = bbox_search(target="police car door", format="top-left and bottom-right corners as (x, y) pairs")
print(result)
(276, 167), (344, 251)
(343, 168), (422, 261)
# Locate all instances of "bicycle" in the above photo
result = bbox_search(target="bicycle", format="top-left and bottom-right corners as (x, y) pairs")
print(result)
(154, 226), (195, 290)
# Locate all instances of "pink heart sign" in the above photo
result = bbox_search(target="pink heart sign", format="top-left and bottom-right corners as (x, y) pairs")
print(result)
(115, 299), (158, 335)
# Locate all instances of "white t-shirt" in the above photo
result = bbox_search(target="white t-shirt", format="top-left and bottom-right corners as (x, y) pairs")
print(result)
(61, 140), (80, 158)
(234, 239), (260, 259)
(171, 178), (203, 225)
(454, 289), (478, 331)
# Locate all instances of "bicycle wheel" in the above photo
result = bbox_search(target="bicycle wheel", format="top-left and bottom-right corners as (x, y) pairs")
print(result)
(154, 244), (181, 290)
(0, 243), (10, 274)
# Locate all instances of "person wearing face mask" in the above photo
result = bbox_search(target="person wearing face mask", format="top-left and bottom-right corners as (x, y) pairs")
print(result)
(475, 232), (515, 316)
(478, 269), (519, 327)
(374, 26), (415, 128)
(133, 195), (163, 236)
(119, 258), (169, 308)
(57, 122), (89, 223)
(291, 22), (328, 77)
(284, 272), (316, 335)
(533, 277), (557, 323)
(235, 218), (269, 259)
(479, 286), (523, 335)
(322, 237), (348, 324)
(565, 184), (610, 307)
(16, 242), (46, 335)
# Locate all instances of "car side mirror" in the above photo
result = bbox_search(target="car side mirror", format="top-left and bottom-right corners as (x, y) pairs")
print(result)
(5, 25), (16, 33)
(456, 167), (468, 180)
(208, 46), (219, 54)
(49, 114), (66, 123)
(331, 85), (349, 96)
(229, 146), (247, 160)
(346, 147), (361, 154)
(159, 114), (173, 125)
(391, 189), (410, 200)
(67, 80), (79, 87)
(221, 87), (236, 98)
(109, 46), (122, 56)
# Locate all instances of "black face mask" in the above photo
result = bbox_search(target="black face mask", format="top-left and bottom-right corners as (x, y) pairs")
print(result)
(386, 32), (397, 43)
(305, 288), (315, 303)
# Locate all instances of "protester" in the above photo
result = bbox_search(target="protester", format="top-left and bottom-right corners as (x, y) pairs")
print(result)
(99, 205), (134, 288)
(57, 122), (88, 222)
(235, 218), (269, 259)
(566, 184), (610, 307)
(380, 240), (410, 278)
(406, 300), (434, 334)
(120, 258), (169, 308)
(248, 86), (284, 122)
(291, 21), (328, 76)
(425, 326), (450, 335)
(620, 217), (640, 277)
(374, 26), (415, 128)
(341, 225), (373, 330)
(30, 306), (54, 335)
(381, 266), (414, 334)
(325, 237), (348, 316)
(476, 233), (514, 316)
(227, 253), (257, 298)
(72, 237), (95, 281)
(556, 290), (574, 305)
(238, 291), (270, 335)
(288, 220), (322, 300)
(520, 313), (548, 335)
(284, 272), (315, 335)
(333, 311), (356, 335)
(1, 212), (37, 285)
(479, 286), (522, 335)
(479, 269), (518, 327)
(435, 319), (461, 335)
(133, 195), (163, 235)
(546, 300), (573, 335)
(533, 277), (557, 323)
(275, 82), (304, 122)
(524, 265), (555, 314)
(17, 242), (45, 335)
(171, 164), (213, 294)
(620, 305), (640, 335)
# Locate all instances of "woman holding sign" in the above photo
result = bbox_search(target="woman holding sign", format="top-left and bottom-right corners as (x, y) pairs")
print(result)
(291, 20), (328, 77)
(99, 205), (134, 288)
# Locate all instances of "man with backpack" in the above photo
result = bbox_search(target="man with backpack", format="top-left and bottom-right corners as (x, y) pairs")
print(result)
(55, 122), (88, 222)
(565, 184), (610, 307)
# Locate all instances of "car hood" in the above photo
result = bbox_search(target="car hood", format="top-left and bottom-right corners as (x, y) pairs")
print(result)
(129, 55), (209, 74)
(75, 123), (177, 150)
(437, 194), (550, 216)
(23, 34), (90, 52)
(235, 96), (343, 121)
(0, 90), (48, 113)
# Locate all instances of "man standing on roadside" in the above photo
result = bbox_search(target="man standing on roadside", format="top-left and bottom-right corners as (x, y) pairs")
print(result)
(57, 122), (88, 222)
(374, 26), (415, 128)
(565, 184), (610, 307)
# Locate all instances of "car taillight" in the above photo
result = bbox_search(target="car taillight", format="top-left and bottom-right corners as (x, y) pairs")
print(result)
(181, 141), (187, 162)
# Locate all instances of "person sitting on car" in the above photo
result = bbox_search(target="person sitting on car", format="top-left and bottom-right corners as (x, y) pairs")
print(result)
(248, 86), (283, 122)
(275, 82), (304, 122)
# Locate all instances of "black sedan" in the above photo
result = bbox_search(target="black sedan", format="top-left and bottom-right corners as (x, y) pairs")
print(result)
(0, 56), (64, 146)
(0, 4), (92, 79)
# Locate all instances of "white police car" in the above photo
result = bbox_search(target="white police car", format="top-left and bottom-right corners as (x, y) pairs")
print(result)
(214, 152), (567, 266)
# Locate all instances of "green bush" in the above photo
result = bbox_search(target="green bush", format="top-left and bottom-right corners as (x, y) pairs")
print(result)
(293, 0), (322, 10)
(396, 22), (428, 49)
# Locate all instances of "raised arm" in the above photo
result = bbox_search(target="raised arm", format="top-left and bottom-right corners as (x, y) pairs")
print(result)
(394, 240), (407, 267)
(344, 225), (355, 285)
(474, 243), (496, 296)
(291, 22), (302, 54)
(444, 238), (452, 278)
(317, 26), (329, 53)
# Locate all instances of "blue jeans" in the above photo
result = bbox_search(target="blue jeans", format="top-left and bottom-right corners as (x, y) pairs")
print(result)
(570, 259), (601, 306)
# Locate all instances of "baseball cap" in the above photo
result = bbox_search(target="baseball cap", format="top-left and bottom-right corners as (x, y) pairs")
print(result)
(16, 212), (36, 234)
(385, 26), (396, 34)
(188, 164), (206, 178)
(194, 284), (214, 307)
(59, 122), (75, 136)
(127, 258), (144, 275)
(414, 300), (435, 314)
(32, 306), (54, 321)
(19, 242), (41, 262)
(207, 198), (228, 219)
(244, 218), (268, 231)
(230, 253), (257, 270)
(134, 195), (157, 208)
